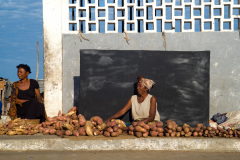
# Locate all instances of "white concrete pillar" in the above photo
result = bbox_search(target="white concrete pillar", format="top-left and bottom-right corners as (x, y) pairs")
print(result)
(43, 0), (68, 117)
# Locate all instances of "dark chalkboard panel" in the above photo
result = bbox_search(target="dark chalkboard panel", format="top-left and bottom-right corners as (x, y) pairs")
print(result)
(79, 50), (210, 126)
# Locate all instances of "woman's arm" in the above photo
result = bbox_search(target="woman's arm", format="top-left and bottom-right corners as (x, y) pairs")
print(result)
(16, 99), (29, 104)
(35, 88), (43, 103)
(105, 98), (132, 122)
(141, 96), (157, 123)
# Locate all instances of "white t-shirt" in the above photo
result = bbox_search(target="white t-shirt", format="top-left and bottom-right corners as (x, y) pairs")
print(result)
(131, 94), (160, 121)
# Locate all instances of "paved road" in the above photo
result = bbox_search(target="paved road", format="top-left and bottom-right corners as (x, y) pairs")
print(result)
(0, 151), (240, 160)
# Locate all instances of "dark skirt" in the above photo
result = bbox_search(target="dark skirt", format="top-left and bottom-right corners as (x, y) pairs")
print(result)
(16, 99), (45, 122)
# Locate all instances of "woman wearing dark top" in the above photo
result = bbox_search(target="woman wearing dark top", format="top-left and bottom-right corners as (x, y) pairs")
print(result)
(8, 64), (45, 122)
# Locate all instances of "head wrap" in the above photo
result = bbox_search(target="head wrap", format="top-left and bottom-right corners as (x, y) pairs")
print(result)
(138, 76), (155, 90)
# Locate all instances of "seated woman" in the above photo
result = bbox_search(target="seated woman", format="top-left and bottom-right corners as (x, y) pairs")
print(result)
(106, 76), (160, 123)
(8, 64), (46, 122)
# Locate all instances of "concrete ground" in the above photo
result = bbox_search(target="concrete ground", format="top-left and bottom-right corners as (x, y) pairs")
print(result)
(1, 134), (240, 152)
(1, 151), (240, 160)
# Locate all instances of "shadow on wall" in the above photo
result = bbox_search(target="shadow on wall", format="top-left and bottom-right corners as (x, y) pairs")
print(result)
(74, 76), (80, 108)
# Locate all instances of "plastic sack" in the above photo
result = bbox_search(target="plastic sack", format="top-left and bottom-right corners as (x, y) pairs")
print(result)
(219, 111), (240, 129)
(211, 113), (227, 124)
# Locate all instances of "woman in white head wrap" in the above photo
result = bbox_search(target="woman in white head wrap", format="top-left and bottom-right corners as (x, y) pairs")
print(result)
(106, 76), (160, 123)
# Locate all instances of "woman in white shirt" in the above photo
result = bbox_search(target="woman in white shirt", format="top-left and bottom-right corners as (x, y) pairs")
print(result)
(106, 76), (160, 123)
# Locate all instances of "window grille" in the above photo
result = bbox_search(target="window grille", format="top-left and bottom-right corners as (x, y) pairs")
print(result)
(68, 0), (240, 33)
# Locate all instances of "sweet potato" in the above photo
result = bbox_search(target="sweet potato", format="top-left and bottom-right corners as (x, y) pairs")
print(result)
(72, 120), (79, 125)
(135, 132), (142, 138)
(135, 126), (147, 133)
(93, 129), (100, 136)
(63, 123), (74, 131)
(85, 126), (93, 136)
(156, 127), (164, 133)
(78, 114), (86, 126)
(183, 123), (190, 128)
(150, 131), (158, 137)
(85, 121), (94, 127)
(166, 123), (174, 130)
(184, 127), (190, 133)
(111, 119), (126, 127)
(193, 132), (198, 137)
(167, 129), (173, 134)
(142, 131), (149, 137)
(104, 131), (110, 137)
(180, 131), (185, 136)
(55, 121), (62, 130)
(57, 116), (68, 121)
(165, 133), (170, 137)
(118, 123), (124, 129)
(142, 124), (150, 130)
(46, 117), (57, 122)
(148, 123), (156, 129)
(158, 132), (164, 137)
(7, 131), (17, 135)
(137, 121), (145, 127)
(128, 125), (135, 131)
(65, 111), (76, 117)
(118, 129), (123, 135)
(190, 127), (194, 132)
(196, 123), (203, 128)
(228, 130), (233, 135)
(97, 123), (107, 131)
(43, 129), (50, 135)
(106, 121), (117, 127)
(171, 132), (176, 137)
(151, 126), (157, 131)
(111, 131), (119, 137)
(90, 116), (103, 125)
(22, 130), (28, 135)
(132, 121), (138, 127)
(79, 127), (86, 136)
(73, 130), (79, 137)
(185, 132), (192, 137)
(72, 115), (78, 120)
(128, 131), (134, 135)
(194, 127), (201, 132)
(176, 127), (182, 132)
(207, 127), (212, 131)
(107, 127), (114, 133)
(176, 132), (181, 137)
(113, 126), (119, 132)
(65, 130), (73, 136)
(49, 129), (56, 135)
(156, 122), (163, 127)
(28, 130), (35, 135)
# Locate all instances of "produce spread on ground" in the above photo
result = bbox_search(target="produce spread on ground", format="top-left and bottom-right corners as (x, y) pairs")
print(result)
(0, 111), (240, 139)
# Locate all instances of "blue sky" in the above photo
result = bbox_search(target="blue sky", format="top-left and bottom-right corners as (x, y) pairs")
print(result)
(0, 0), (43, 82)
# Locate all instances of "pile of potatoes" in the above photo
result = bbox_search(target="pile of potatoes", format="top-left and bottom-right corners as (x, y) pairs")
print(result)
(0, 118), (40, 135)
(2, 114), (240, 139)
(128, 119), (240, 138)
(103, 119), (128, 137)
(128, 121), (164, 138)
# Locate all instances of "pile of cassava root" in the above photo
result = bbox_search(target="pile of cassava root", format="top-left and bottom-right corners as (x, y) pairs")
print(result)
(1, 113), (240, 138)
